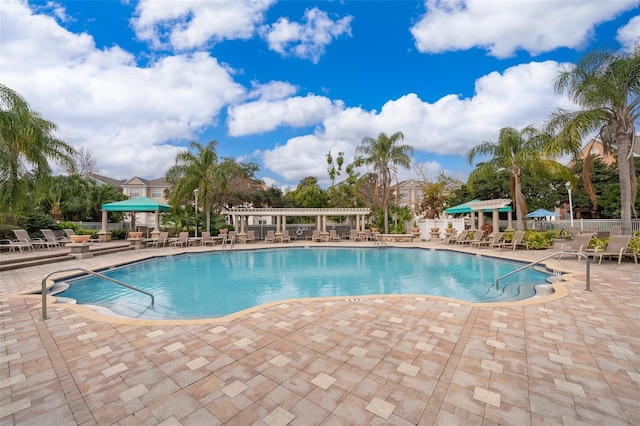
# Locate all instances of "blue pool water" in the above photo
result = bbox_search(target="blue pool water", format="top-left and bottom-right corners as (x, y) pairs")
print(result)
(58, 247), (552, 319)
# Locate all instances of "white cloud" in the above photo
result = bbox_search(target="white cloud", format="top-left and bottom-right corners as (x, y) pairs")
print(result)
(132, 0), (275, 50)
(0, 0), (245, 179)
(227, 95), (337, 136)
(261, 60), (575, 184)
(411, 0), (640, 58)
(247, 80), (298, 101)
(261, 7), (353, 63)
(617, 15), (640, 52)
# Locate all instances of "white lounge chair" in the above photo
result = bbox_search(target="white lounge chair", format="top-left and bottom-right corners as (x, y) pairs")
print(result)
(590, 235), (636, 265)
(329, 229), (341, 242)
(264, 230), (276, 243)
(13, 229), (47, 250)
(170, 232), (189, 247)
(39, 229), (63, 248)
(147, 231), (169, 248)
(245, 230), (256, 243)
(280, 230), (291, 243)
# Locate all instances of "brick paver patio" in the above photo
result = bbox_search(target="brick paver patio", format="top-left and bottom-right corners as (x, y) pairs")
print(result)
(1, 240), (638, 425)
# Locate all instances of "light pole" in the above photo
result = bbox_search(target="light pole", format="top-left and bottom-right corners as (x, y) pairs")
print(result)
(565, 182), (574, 227)
(193, 188), (199, 238)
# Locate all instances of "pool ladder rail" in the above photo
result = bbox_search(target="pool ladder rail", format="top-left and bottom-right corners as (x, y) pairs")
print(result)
(495, 251), (591, 291)
(40, 267), (155, 320)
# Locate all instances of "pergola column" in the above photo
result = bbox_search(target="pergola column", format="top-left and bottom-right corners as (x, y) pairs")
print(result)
(469, 211), (476, 230)
(507, 212), (513, 230)
(316, 215), (321, 230)
(281, 215), (287, 233)
(492, 209), (499, 233)
(101, 210), (108, 234)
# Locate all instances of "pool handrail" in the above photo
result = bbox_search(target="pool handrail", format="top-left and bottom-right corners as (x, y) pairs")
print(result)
(41, 267), (155, 320)
(495, 251), (591, 292)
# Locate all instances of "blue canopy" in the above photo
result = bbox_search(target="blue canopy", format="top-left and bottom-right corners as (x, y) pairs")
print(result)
(526, 208), (559, 218)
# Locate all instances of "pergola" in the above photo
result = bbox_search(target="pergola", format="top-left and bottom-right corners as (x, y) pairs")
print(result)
(445, 199), (513, 231)
(226, 207), (372, 241)
(100, 197), (171, 240)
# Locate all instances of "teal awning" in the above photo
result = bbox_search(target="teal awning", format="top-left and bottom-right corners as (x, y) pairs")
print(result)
(445, 199), (512, 214)
(102, 197), (171, 212)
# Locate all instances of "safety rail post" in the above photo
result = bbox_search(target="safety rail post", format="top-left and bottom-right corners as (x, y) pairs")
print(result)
(41, 267), (154, 320)
(495, 251), (591, 292)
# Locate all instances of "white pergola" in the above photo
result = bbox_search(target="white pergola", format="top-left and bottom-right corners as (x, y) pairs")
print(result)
(226, 207), (372, 240)
(467, 199), (513, 231)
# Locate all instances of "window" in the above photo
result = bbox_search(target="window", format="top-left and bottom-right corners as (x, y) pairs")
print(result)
(129, 188), (139, 198)
(151, 189), (162, 199)
(258, 219), (267, 225)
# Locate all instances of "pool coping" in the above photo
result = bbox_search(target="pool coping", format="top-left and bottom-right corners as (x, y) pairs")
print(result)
(19, 245), (580, 326)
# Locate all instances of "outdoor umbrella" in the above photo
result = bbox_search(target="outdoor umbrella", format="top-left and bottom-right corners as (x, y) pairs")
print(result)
(526, 208), (559, 218)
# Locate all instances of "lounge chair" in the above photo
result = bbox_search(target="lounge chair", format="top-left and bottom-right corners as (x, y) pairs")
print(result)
(280, 230), (291, 243)
(452, 230), (469, 245)
(13, 229), (47, 249)
(245, 230), (256, 243)
(1, 233), (35, 252)
(147, 231), (169, 248)
(473, 232), (503, 248)
(264, 230), (276, 243)
(311, 230), (322, 242)
(39, 229), (63, 248)
(170, 232), (190, 247)
(559, 233), (593, 259)
(585, 226), (599, 235)
(496, 230), (527, 251)
(329, 229), (341, 242)
(609, 226), (622, 235)
(590, 235), (636, 265)
(565, 226), (581, 240)
(461, 230), (484, 246)
(349, 229), (362, 241)
(442, 229), (458, 244)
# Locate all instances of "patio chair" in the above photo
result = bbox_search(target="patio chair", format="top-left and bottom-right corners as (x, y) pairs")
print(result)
(460, 230), (484, 246)
(311, 230), (322, 242)
(170, 232), (190, 247)
(264, 230), (276, 243)
(147, 231), (169, 248)
(280, 230), (291, 243)
(590, 235), (636, 265)
(1, 234), (35, 253)
(565, 226), (581, 240)
(39, 229), (63, 248)
(329, 229), (341, 242)
(585, 226), (599, 235)
(13, 229), (47, 250)
(349, 229), (362, 241)
(496, 230), (527, 251)
(559, 233), (593, 259)
(442, 229), (458, 244)
(473, 232), (503, 248)
(245, 230), (256, 243)
(452, 230), (469, 245)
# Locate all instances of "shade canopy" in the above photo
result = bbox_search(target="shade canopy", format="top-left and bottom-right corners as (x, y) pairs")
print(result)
(526, 208), (559, 218)
(101, 197), (171, 212)
(445, 199), (512, 215)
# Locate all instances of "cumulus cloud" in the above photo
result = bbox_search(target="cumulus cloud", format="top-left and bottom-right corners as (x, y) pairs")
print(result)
(617, 15), (640, 52)
(411, 0), (639, 57)
(132, 0), (275, 50)
(227, 95), (338, 136)
(261, 7), (353, 63)
(0, 0), (245, 179)
(261, 61), (575, 184)
(247, 80), (298, 101)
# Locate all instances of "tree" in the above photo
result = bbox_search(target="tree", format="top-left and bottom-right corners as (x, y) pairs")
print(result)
(0, 84), (76, 211)
(419, 172), (462, 218)
(547, 43), (640, 234)
(466, 126), (572, 231)
(285, 177), (329, 208)
(356, 131), (413, 233)
(165, 141), (226, 233)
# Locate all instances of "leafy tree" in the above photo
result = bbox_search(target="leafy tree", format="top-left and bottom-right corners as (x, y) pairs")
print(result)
(166, 141), (226, 233)
(356, 131), (414, 233)
(547, 43), (640, 233)
(0, 84), (76, 211)
(214, 158), (262, 208)
(419, 172), (462, 218)
(466, 126), (572, 231)
(285, 177), (329, 208)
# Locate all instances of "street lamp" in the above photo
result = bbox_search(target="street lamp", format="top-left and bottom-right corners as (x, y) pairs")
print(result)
(193, 188), (199, 238)
(565, 182), (574, 227)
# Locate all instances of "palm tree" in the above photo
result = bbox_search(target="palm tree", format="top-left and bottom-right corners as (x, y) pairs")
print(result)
(0, 84), (76, 211)
(466, 126), (572, 231)
(165, 141), (227, 233)
(356, 131), (413, 233)
(547, 45), (640, 234)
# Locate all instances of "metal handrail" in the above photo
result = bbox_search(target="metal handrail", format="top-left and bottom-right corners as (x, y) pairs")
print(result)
(495, 251), (591, 291)
(41, 267), (154, 320)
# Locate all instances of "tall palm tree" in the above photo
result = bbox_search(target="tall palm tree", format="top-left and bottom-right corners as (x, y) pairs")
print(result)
(0, 84), (76, 211)
(356, 131), (413, 233)
(547, 44), (640, 234)
(466, 126), (572, 231)
(165, 141), (227, 232)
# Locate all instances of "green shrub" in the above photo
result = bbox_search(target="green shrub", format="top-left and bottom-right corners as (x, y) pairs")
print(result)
(57, 221), (80, 232)
(501, 230), (515, 243)
(628, 237), (640, 254)
(588, 237), (608, 251)
(0, 224), (18, 241)
(523, 230), (555, 249)
(110, 229), (128, 240)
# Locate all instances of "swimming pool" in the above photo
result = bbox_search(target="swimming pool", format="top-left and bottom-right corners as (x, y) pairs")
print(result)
(57, 247), (552, 319)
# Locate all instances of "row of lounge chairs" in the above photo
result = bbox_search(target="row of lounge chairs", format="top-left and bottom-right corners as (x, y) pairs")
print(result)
(560, 234), (637, 264)
(446, 230), (528, 250)
(1, 229), (81, 252)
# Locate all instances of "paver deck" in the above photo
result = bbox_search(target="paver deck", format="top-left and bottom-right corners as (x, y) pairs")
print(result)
(1, 239), (639, 425)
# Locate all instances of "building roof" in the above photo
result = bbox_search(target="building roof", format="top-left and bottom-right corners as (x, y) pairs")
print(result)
(85, 173), (126, 188)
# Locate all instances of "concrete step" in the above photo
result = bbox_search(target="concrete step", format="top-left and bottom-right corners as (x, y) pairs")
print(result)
(0, 244), (134, 271)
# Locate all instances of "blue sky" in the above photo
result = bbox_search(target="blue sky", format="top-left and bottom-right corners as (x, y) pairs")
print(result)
(1, 0), (639, 189)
